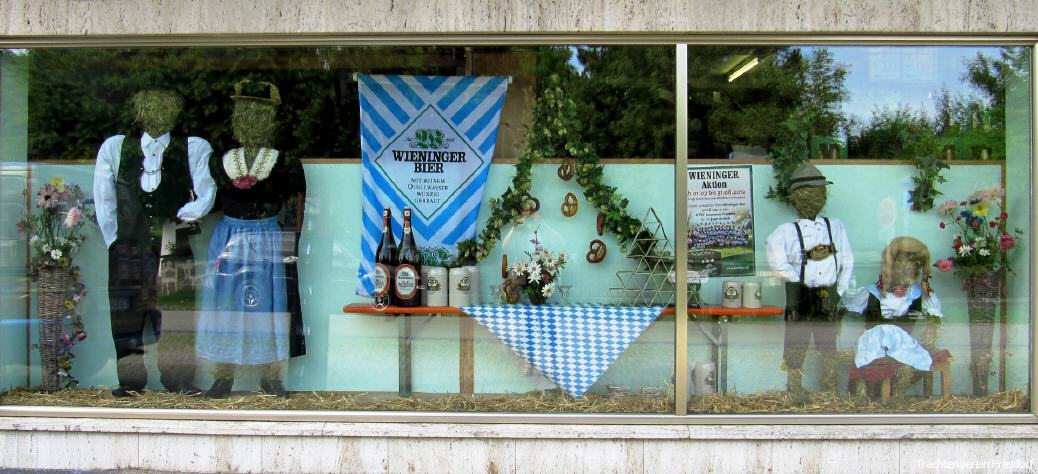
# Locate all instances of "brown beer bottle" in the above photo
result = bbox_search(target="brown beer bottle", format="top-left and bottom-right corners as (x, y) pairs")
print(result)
(373, 208), (396, 307)
(394, 207), (422, 307)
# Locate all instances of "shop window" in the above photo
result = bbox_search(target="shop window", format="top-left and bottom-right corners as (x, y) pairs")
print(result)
(0, 45), (677, 413)
(685, 45), (1032, 413)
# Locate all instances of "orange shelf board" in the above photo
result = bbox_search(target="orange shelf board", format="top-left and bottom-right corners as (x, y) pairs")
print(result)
(343, 304), (464, 315)
(662, 305), (784, 316)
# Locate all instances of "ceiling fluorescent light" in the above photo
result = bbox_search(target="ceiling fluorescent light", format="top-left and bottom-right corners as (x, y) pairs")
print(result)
(727, 57), (759, 82)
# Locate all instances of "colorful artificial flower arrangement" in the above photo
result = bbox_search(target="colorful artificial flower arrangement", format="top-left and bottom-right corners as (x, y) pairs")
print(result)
(16, 177), (95, 275)
(933, 187), (1020, 280)
(53, 281), (89, 386)
(17, 177), (93, 388)
(501, 232), (567, 304)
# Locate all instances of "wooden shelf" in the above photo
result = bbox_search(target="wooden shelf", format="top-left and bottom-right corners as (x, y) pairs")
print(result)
(343, 304), (464, 315)
(663, 305), (784, 317)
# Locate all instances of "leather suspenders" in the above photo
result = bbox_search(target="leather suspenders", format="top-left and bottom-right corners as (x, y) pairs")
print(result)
(793, 217), (838, 286)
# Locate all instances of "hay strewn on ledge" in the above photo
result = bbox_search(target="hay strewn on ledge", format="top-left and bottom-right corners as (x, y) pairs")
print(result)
(0, 388), (1028, 414)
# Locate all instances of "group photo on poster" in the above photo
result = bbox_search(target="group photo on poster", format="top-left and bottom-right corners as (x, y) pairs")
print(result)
(686, 165), (755, 277)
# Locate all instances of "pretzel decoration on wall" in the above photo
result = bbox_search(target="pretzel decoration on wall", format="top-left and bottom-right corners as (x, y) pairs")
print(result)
(561, 192), (579, 217)
(586, 239), (607, 263)
(501, 254), (509, 279)
(557, 158), (575, 181)
(521, 195), (540, 216)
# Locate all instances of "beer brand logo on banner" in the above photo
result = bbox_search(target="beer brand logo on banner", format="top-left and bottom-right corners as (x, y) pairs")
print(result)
(356, 74), (509, 296)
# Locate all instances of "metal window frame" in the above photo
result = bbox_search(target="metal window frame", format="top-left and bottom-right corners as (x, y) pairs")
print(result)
(0, 33), (1035, 424)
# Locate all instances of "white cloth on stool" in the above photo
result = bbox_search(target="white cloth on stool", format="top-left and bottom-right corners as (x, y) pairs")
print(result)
(854, 324), (932, 371)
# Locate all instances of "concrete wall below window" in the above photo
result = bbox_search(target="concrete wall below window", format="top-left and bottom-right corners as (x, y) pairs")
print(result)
(3, 418), (1038, 473)
(1, 0), (1037, 36)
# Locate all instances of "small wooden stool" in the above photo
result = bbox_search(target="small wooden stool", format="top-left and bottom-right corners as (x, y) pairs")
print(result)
(873, 360), (949, 401)
(920, 360), (951, 399)
(850, 352), (952, 401)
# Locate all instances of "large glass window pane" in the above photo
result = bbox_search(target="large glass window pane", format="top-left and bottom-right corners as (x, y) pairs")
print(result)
(0, 45), (677, 413)
(685, 45), (1032, 413)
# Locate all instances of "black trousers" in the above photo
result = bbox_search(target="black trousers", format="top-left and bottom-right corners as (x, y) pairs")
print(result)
(783, 283), (840, 370)
(108, 238), (196, 391)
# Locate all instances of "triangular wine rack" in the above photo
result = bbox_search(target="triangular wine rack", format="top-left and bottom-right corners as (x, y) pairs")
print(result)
(609, 208), (702, 307)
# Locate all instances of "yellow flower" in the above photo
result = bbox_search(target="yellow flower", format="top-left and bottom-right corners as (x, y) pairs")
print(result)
(49, 177), (65, 193)
(972, 202), (990, 217)
(64, 300), (74, 310)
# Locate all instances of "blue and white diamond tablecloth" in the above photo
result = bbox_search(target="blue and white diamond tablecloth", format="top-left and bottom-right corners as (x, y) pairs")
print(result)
(461, 304), (663, 398)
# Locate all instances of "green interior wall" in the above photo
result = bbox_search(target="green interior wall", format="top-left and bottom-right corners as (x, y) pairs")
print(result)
(3, 159), (1028, 398)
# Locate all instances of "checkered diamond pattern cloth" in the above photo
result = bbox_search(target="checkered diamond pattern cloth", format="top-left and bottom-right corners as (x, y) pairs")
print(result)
(461, 304), (663, 398)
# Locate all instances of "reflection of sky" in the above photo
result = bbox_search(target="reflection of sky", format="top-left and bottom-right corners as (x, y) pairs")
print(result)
(568, 46), (585, 74)
(801, 45), (1003, 124)
(565, 45), (1004, 125)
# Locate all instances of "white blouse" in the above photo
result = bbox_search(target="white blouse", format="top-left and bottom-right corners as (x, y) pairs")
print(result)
(844, 283), (944, 319)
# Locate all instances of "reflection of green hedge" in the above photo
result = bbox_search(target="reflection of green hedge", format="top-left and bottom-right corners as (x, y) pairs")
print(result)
(26, 47), (456, 160)
(25, 46), (680, 161)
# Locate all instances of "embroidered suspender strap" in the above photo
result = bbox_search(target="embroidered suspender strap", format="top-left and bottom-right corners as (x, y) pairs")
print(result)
(793, 221), (806, 285)
(823, 216), (839, 272)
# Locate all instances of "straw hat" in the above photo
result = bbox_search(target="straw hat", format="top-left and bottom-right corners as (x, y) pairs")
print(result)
(788, 163), (832, 191)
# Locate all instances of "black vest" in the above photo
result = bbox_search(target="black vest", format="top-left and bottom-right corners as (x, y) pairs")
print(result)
(115, 135), (193, 241)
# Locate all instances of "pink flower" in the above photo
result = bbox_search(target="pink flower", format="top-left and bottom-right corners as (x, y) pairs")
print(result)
(1000, 233), (1016, 251)
(936, 200), (959, 216)
(967, 187), (1005, 204)
(233, 175), (258, 190)
(64, 207), (81, 228)
(75, 331), (87, 341)
(939, 222), (945, 229)
(935, 258), (954, 272)
(61, 333), (71, 345)
(36, 184), (57, 209)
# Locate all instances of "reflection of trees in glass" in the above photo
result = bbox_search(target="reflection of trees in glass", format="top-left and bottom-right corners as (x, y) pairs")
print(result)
(27, 45), (677, 160)
(689, 47), (848, 158)
(847, 106), (935, 159)
(27, 47), (459, 160)
(524, 46), (676, 158)
(568, 46), (676, 158)
(849, 47), (1025, 161)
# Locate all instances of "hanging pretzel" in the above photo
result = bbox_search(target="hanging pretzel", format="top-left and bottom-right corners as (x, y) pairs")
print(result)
(521, 195), (540, 216)
(501, 254), (509, 279)
(561, 192), (579, 217)
(557, 158), (575, 181)
(586, 239), (607, 263)
(596, 212), (605, 236)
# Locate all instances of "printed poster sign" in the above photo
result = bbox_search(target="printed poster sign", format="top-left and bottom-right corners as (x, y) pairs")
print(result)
(686, 165), (755, 276)
(356, 74), (509, 296)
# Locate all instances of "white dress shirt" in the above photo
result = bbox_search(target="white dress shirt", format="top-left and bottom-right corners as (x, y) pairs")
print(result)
(93, 132), (216, 247)
(765, 216), (854, 296)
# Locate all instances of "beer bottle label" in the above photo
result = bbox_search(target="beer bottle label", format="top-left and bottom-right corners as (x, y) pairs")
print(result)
(395, 264), (418, 299)
(373, 264), (390, 296)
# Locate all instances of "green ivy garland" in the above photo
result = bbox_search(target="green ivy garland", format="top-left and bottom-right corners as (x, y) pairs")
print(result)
(908, 154), (949, 212)
(765, 109), (813, 205)
(456, 75), (652, 264)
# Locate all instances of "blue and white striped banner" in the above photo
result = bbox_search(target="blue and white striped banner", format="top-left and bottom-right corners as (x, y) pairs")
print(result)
(356, 74), (509, 297)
